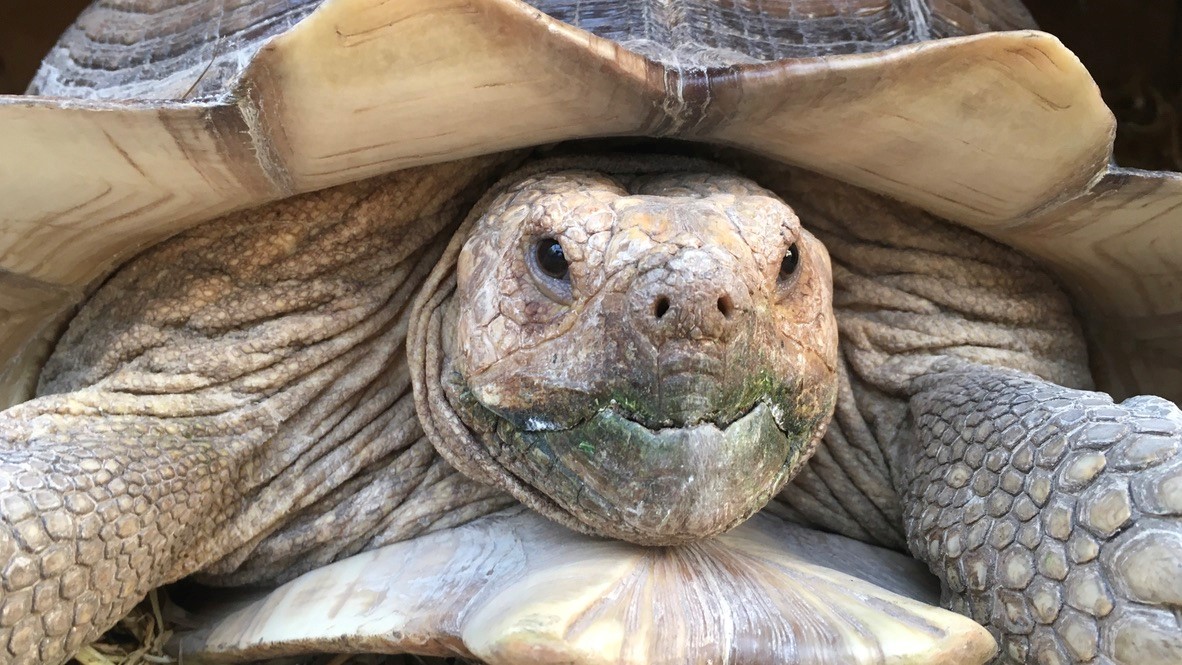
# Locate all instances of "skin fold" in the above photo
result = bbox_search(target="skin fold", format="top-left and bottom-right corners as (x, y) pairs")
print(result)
(1, 154), (1179, 665)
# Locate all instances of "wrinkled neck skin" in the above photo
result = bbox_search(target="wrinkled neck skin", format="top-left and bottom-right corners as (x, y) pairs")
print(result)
(412, 156), (839, 545)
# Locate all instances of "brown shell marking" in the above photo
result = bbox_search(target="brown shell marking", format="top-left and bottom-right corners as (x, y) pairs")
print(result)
(526, 0), (1035, 61)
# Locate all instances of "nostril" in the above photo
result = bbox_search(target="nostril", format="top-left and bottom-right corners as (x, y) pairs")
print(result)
(654, 296), (670, 319)
(716, 295), (734, 319)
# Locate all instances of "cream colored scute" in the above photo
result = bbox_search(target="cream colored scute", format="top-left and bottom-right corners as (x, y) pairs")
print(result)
(0, 0), (1177, 407)
(716, 32), (1113, 224)
(248, 0), (658, 190)
(180, 509), (997, 664)
(1015, 170), (1182, 402)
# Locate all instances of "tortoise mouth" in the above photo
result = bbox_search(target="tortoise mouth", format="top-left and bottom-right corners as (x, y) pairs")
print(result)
(476, 395), (819, 545)
(512, 393), (768, 433)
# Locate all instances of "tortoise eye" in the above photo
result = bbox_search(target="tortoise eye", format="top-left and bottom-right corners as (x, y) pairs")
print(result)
(779, 243), (800, 281)
(535, 238), (569, 280)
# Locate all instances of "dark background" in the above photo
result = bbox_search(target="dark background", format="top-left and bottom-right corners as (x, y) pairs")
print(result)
(1, 0), (1179, 171)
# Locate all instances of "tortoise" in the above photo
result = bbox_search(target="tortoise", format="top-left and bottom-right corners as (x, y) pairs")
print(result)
(1, 0), (1181, 664)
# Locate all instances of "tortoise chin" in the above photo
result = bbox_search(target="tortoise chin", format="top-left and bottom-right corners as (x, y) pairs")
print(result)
(480, 398), (822, 545)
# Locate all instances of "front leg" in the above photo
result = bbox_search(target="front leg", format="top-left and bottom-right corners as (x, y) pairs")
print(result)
(0, 156), (517, 664)
(0, 398), (248, 664)
(903, 364), (1182, 664)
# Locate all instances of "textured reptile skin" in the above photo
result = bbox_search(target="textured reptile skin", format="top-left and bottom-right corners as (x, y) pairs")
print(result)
(0, 158), (516, 664)
(0, 404), (241, 663)
(906, 365), (1182, 664)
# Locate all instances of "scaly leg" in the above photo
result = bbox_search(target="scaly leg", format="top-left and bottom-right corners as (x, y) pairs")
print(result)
(903, 363), (1182, 664)
(0, 396), (256, 663)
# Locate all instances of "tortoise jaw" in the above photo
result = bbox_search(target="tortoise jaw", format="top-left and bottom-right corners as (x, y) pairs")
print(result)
(494, 400), (817, 545)
(514, 394), (765, 433)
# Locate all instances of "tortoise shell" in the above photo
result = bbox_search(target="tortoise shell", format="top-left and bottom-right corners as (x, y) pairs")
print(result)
(0, 0), (1176, 413)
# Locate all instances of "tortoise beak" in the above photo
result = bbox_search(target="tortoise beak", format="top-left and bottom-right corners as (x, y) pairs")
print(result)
(175, 509), (997, 664)
(508, 402), (804, 545)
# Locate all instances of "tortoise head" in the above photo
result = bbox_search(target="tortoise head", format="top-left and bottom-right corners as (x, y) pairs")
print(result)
(414, 158), (838, 545)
